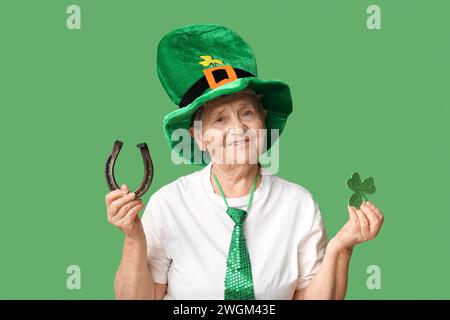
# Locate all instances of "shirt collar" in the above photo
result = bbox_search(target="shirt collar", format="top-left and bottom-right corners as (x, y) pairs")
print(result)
(201, 162), (270, 208)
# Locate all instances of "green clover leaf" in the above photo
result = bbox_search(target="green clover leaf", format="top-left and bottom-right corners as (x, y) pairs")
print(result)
(347, 172), (376, 209)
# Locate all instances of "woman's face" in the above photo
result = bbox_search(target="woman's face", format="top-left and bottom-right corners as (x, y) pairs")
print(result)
(190, 91), (267, 165)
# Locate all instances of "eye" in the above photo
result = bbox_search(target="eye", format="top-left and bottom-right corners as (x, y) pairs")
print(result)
(242, 110), (255, 116)
(215, 116), (224, 123)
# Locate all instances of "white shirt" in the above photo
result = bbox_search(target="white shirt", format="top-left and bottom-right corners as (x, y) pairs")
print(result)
(141, 162), (328, 300)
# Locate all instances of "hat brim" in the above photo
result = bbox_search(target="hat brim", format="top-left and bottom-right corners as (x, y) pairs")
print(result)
(162, 77), (293, 166)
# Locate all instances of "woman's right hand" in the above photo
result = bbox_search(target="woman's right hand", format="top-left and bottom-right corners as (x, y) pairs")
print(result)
(105, 184), (145, 241)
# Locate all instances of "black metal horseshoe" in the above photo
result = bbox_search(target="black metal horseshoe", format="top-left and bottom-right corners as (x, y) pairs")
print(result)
(105, 140), (154, 198)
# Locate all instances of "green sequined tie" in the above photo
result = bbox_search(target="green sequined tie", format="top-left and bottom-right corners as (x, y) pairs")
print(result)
(212, 167), (259, 300)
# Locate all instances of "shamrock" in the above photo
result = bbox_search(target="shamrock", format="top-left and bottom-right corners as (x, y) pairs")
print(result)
(198, 55), (224, 67)
(347, 172), (376, 209)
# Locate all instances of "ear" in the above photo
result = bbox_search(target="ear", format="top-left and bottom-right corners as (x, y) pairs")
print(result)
(262, 109), (268, 122)
(189, 126), (206, 151)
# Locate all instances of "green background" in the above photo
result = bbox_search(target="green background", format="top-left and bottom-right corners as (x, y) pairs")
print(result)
(1, 0), (449, 299)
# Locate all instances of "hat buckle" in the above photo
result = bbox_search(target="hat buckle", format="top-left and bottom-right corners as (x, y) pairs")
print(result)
(203, 65), (238, 90)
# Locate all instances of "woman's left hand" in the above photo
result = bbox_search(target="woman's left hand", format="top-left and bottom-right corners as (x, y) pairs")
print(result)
(330, 201), (384, 253)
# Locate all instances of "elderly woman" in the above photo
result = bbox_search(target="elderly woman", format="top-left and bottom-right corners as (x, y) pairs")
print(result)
(105, 24), (384, 300)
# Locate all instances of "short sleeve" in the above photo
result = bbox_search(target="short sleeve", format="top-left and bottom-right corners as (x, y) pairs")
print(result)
(296, 198), (328, 290)
(141, 194), (172, 284)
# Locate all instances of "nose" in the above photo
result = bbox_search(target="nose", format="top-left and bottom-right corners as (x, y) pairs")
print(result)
(228, 113), (247, 133)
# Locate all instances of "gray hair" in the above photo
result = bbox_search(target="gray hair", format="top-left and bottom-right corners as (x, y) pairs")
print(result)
(191, 88), (265, 124)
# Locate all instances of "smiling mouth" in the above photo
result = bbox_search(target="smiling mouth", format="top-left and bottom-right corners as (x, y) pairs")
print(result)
(227, 137), (250, 146)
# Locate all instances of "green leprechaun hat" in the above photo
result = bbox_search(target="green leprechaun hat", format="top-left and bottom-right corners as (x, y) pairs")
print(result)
(157, 23), (293, 166)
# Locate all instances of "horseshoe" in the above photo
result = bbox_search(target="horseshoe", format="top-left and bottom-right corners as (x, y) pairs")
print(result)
(105, 140), (154, 198)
